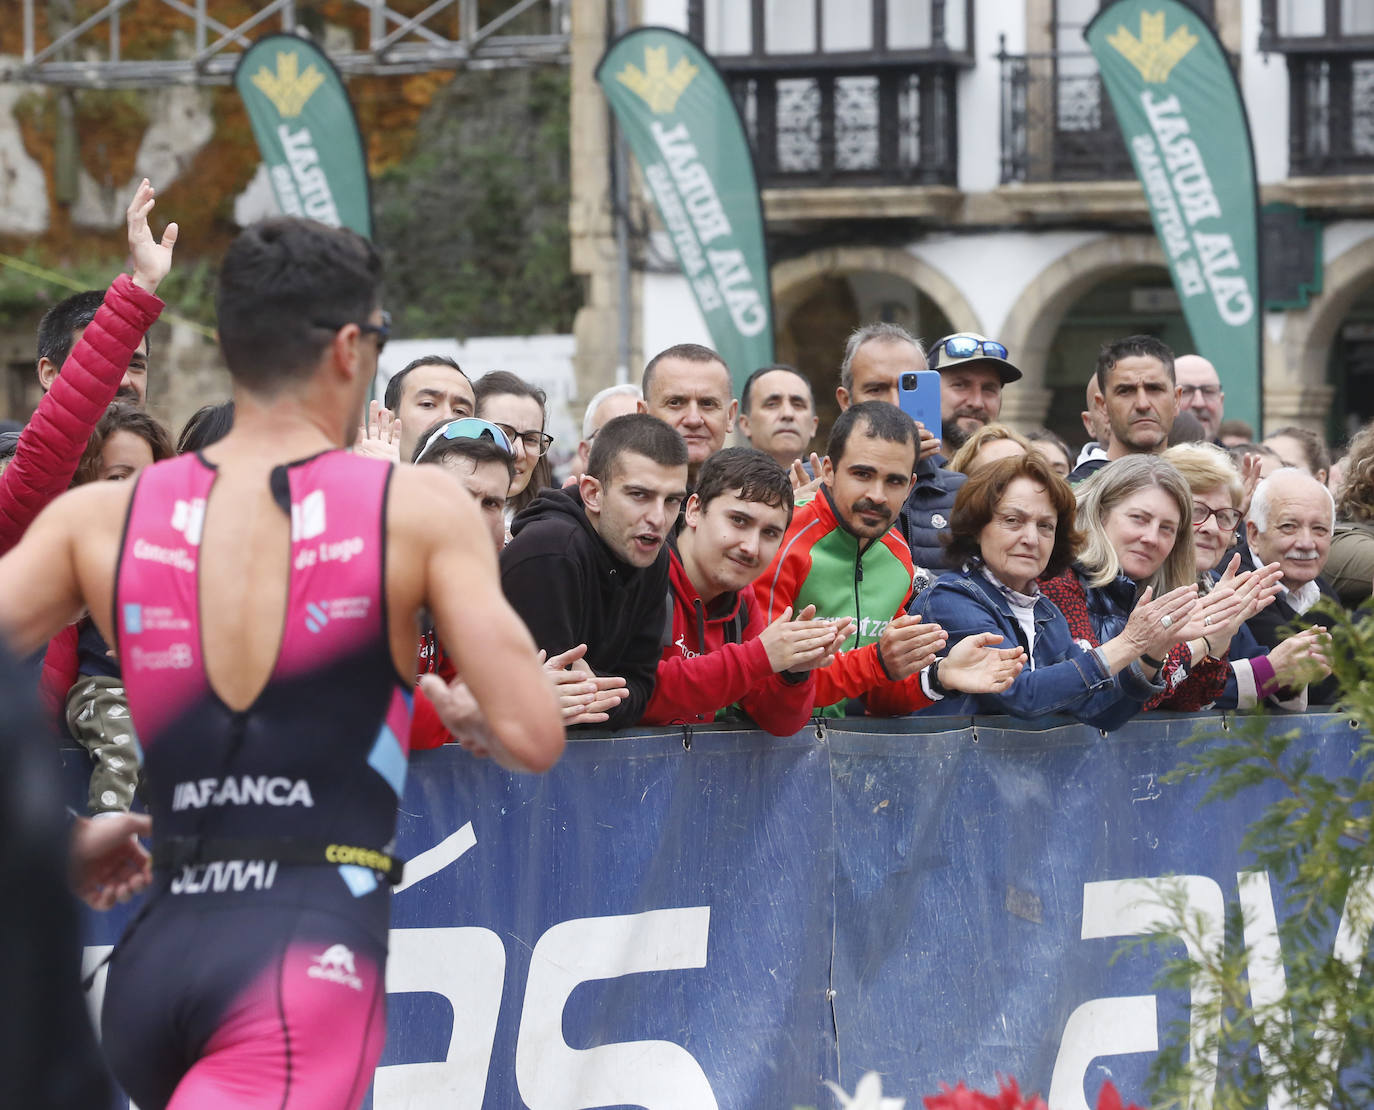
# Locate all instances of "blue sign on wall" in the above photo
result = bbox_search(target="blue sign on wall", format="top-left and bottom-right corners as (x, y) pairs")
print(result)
(76, 712), (1364, 1108)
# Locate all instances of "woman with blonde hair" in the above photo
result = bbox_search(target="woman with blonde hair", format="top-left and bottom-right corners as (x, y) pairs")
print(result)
(1040, 454), (1246, 709)
(947, 423), (1031, 476)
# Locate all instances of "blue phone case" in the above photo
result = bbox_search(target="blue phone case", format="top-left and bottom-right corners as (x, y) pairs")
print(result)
(897, 371), (942, 446)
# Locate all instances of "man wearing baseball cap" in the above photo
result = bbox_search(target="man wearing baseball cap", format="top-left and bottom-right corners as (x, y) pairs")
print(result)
(927, 333), (1023, 451)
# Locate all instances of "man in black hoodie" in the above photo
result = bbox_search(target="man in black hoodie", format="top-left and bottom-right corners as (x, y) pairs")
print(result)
(501, 413), (689, 728)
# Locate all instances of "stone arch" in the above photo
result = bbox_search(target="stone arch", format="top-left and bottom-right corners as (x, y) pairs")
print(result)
(998, 233), (1167, 425)
(771, 245), (983, 342)
(1267, 232), (1374, 430)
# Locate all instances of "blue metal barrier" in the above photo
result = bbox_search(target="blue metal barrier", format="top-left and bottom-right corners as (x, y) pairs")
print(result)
(73, 711), (1365, 1109)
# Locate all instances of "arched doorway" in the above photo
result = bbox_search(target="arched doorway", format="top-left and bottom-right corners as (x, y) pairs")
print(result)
(1328, 278), (1374, 445)
(771, 246), (978, 441)
(1040, 266), (1195, 449)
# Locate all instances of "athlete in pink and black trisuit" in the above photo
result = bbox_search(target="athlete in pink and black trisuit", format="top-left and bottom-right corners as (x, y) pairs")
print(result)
(0, 196), (564, 1110)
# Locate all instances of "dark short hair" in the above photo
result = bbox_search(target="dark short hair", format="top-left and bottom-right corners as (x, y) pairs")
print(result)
(1096, 334), (1175, 394)
(37, 289), (152, 375)
(74, 402), (174, 486)
(384, 354), (468, 412)
(944, 452), (1082, 579)
(1266, 425), (1331, 476)
(216, 218), (383, 391)
(826, 401), (918, 470)
(586, 413), (688, 482)
(693, 446), (794, 519)
(740, 364), (811, 415)
(411, 418), (516, 482)
(642, 343), (727, 399)
(176, 400), (234, 455)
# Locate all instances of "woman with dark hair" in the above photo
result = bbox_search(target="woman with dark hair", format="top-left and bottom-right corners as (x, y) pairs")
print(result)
(1039, 454), (1247, 709)
(473, 370), (554, 528)
(912, 453), (1199, 729)
(175, 399), (235, 455)
(61, 403), (173, 817)
(74, 402), (174, 485)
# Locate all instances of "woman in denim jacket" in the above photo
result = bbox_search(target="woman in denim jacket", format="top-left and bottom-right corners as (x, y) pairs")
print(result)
(913, 453), (1200, 730)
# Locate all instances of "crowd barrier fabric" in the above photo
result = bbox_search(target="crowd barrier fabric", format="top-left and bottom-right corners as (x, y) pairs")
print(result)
(74, 712), (1366, 1109)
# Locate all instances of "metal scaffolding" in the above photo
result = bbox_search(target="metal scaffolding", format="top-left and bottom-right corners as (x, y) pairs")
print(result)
(3, 0), (570, 86)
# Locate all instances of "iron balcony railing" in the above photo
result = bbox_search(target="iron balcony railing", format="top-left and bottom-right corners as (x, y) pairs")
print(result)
(1288, 53), (1374, 176)
(716, 58), (960, 188)
(997, 42), (1133, 184)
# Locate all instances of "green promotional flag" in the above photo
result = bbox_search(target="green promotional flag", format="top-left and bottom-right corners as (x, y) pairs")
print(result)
(1086, 1), (1261, 431)
(597, 27), (774, 390)
(234, 34), (373, 239)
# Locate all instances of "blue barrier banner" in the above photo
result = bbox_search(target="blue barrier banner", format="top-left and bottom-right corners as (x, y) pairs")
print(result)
(75, 712), (1365, 1108)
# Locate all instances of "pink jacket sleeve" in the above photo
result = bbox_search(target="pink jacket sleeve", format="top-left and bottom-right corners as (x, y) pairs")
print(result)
(0, 273), (164, 555)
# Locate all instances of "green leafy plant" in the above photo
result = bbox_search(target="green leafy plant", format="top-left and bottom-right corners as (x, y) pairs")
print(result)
(1139, 600), (1374, 1110)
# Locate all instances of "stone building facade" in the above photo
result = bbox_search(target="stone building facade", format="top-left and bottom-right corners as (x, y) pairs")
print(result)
(570, 0), (1374, 448)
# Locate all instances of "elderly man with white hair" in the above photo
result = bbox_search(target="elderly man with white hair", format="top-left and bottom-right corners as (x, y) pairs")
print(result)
(1242, 467), (1341, 703)
(564, 383), (643, 484)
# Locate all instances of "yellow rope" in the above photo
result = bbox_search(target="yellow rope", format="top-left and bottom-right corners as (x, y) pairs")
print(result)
(0, 251), (216, 339)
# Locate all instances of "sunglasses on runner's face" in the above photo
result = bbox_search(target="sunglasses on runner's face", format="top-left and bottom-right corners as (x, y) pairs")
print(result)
(313, 311), (392, 353)
(414, 418), (514, 463)
(1192, 503), (1243, 531)
(930, 335), (1009, 366)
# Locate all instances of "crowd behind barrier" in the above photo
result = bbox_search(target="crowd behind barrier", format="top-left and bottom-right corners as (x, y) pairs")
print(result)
(73, 711), (1366, 1109)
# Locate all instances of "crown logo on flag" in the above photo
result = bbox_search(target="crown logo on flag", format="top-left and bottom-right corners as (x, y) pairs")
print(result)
(251, 51), (326, 118)
(616, 45), (698, 114)
(1107, 10), (1199, 83)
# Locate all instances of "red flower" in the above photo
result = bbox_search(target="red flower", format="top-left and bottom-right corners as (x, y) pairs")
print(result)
(923, 1078), (1142, 1110)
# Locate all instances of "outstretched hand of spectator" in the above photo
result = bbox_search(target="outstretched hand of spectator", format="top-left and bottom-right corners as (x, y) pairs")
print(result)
(789, 453), (823, 497)
(127, 178), (178, 294)
(1267, 626), (1332, 691)
(355, 400), (402, 462)
(878, 613), (948, 680)
(70, 811), (152, 911)
(1238, 452), (1263, 516)
(760, 604), (848, 673)
(539, 644), (629, 726)
(938, 632), (1026, 694)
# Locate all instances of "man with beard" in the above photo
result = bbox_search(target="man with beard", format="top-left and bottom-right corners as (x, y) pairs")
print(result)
(926, 332), (1022, 451)
(1069, 334), (1180, 483)
(0, 182), (166, 555)
(835, 323), (963, 580)
(501, 413), (689, 728)
(759, 402), (1025, 717)
(643, 447), (848, 735)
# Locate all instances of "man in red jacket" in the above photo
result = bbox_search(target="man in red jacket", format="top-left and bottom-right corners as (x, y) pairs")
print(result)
(643, 447), (852, 735)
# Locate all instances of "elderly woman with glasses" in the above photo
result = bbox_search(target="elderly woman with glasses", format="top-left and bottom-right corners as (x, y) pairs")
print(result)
(1039, 455), (1252, 710)
(1162, 442), (1323, 709)
(911, 453), (1198, 729)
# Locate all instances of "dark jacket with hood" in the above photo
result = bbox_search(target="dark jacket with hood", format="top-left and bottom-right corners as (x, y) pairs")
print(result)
(898, 454), (965, 580)
(500, 486), (669, 729)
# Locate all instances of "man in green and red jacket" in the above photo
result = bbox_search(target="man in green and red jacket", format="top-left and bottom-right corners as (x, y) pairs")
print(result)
(760, 402), (1025, 717)
(642, 447), (850, 735)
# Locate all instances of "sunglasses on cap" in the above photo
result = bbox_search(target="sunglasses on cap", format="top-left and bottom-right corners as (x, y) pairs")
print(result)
(414, 418), (514, 464)
(929, 335), (1009, 366)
